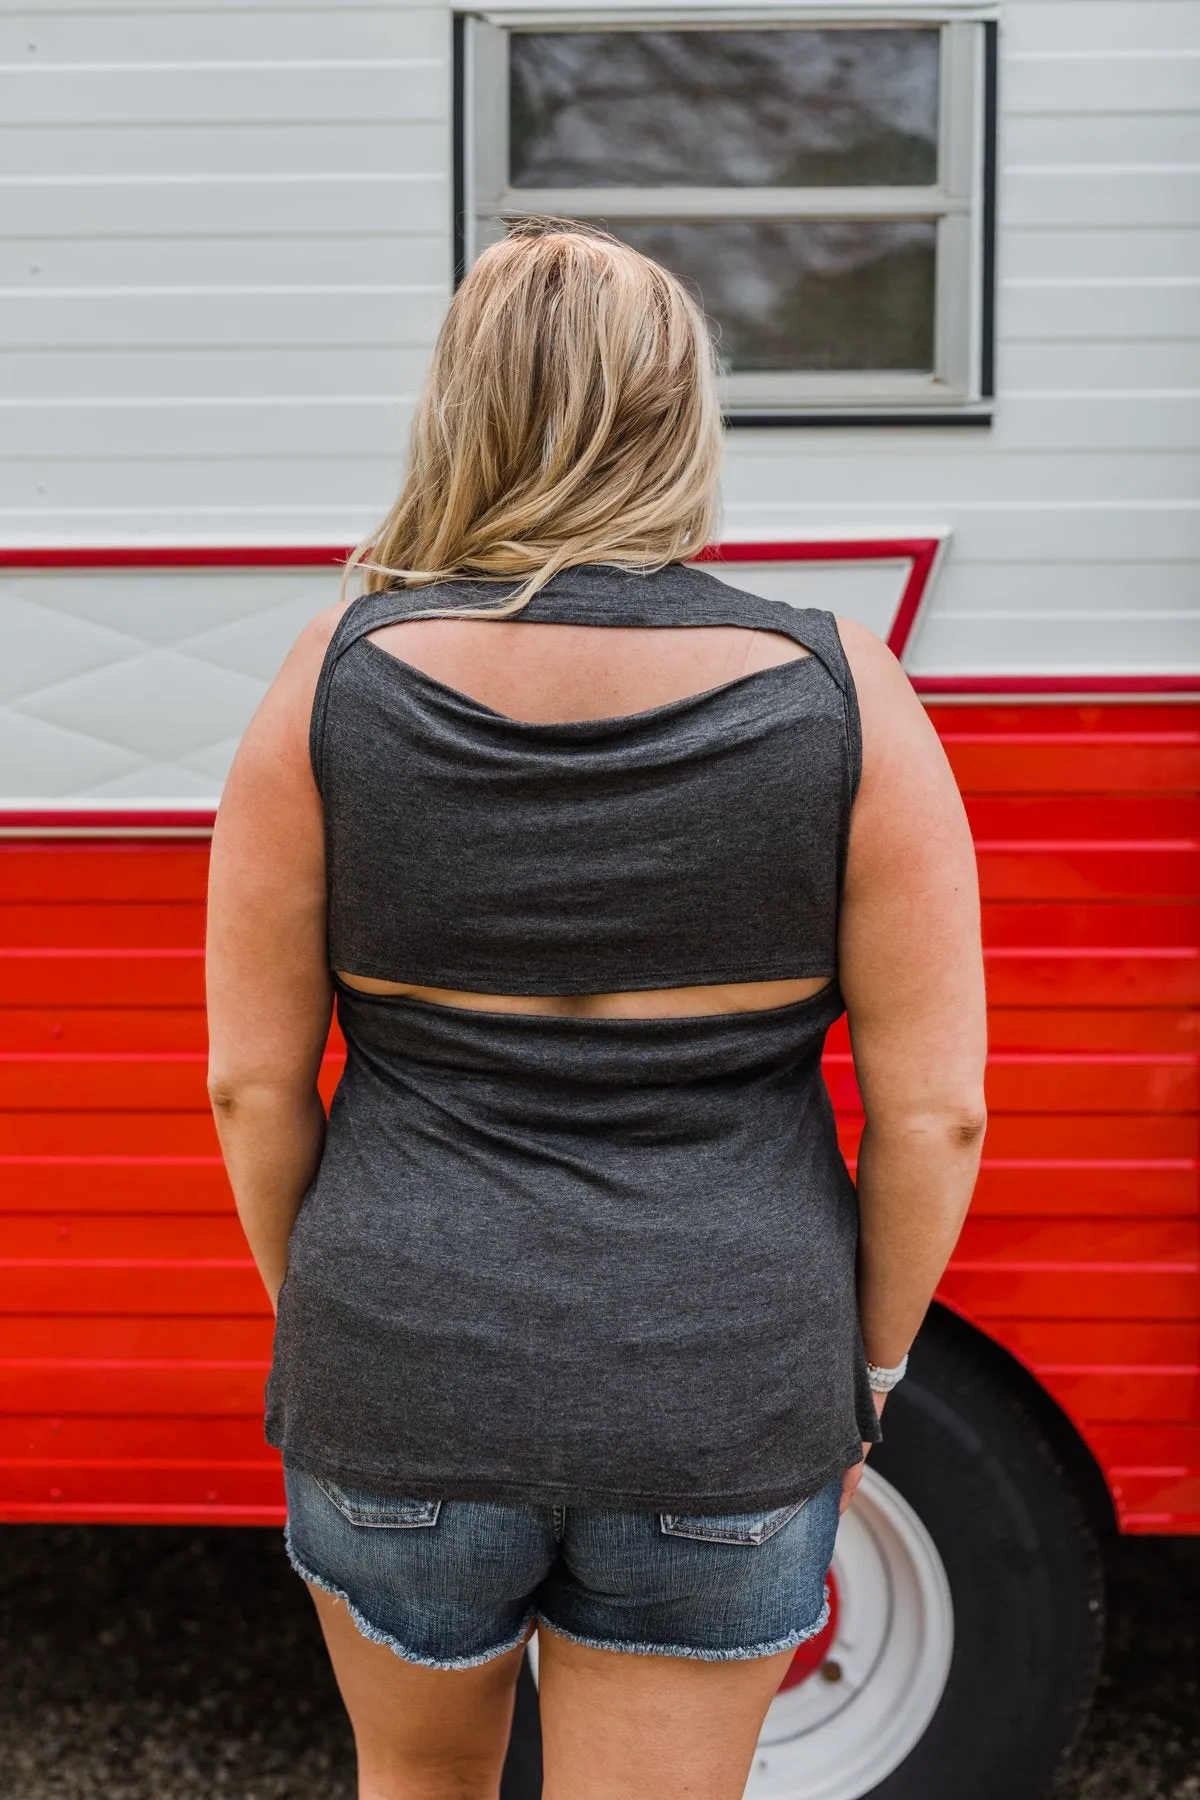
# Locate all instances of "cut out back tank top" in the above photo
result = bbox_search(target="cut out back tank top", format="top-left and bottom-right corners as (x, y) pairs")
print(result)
(264, 561), (881, 1512)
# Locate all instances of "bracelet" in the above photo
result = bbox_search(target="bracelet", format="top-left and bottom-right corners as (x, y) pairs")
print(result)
(865, 1354), (909, 1393)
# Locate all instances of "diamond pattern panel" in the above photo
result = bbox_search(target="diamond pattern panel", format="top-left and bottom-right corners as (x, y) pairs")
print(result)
(0, 570), (340, 805)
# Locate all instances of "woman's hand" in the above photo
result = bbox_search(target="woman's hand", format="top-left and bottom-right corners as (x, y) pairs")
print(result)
(840, 1390), (888, 1514)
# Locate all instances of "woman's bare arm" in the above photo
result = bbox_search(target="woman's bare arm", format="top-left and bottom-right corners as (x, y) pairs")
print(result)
(205, 606), (342, 1311)
(836, 619), (988, 1470)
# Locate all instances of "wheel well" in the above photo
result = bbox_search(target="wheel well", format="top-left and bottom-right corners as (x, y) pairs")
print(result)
(921, 1302), (1118, 1543)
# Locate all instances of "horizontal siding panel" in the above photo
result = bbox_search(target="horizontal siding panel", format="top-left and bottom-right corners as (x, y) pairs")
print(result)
(948, 737), (1200, 794)
(1002, 227), (1200, 282)
(725, 448), (1200, 505)
(924, 564), (1200, 622)
(7, 397), (422, 461)
(980, 951), (1199, 1008)
(0, 1159), (227, 1212)
(0, 123), (447, 185)
(0, 1008), (208, 1051)
(1004, 113), (1200, 164)
(957, 1216), (1199, 1264)
(0, 847), (209, 901)
(980, 903), (1198, 949)
(1036, 1366), (1200, 1424)
(0, 179), (450, 240)
(942, 508), (1200, 562)
(0, 343), (437, 401)
(0, 1262), (266, 1314)
(0, 66), (446, 127)
(938, 1265), (1198, 1320)
(981, 1056), (1195, 1115)
(0, 951), (204, 1006)
(1003, 169), (1200, 231)
(1005, 50), (1200, 115)
(1006, 2), (1200, 53)
(0, 902), (206, 948)
(0, 1460), (283, 1515)
(0, 10), (446, 60)
(0, 1113), (222, 1155)
(976, 848), (1199, 901)
(0, 455), (396, 516)
(971, 1165), (1199, 1217)
(4, 1214), (257, 1257)
(1001, 340), (1200, 388)
(0, 1414), (272, 1461)
(924, 611), (1200, 672)
(966, 796), (1197, 835)
(1002, 283), (1200, 342)
(0, 1359), (267, 1415)
(0, 1315), (268, 1358)
(986, 1009), (1199, 1054)
(994, 1319), (1200, 1364)
(1, 238), (445, 297)
(1, 290), (444, 351)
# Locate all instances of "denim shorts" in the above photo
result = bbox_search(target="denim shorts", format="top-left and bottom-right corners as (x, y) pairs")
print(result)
(282, 1459), (842, 1671)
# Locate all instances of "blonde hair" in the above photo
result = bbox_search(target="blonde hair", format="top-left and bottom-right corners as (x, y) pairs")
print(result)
(343, 220), (723, 618)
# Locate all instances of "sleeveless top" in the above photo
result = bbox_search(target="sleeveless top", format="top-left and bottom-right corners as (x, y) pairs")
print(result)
(264, 560), (882, 1513)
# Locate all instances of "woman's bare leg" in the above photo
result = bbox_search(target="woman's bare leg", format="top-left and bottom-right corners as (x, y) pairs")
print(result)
(307, 1584), (530, 1800)
(537, 1623), (794, 1800)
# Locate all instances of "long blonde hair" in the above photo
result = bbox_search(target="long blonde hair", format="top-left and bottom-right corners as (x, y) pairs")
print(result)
(344, 220), (723, 617)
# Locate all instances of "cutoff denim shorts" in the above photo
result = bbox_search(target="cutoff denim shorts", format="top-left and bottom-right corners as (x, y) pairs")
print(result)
(282, 1459), (842, 1671)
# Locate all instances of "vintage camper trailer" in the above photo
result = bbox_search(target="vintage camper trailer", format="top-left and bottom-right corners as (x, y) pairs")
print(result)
(1, 2), (1197, 1795)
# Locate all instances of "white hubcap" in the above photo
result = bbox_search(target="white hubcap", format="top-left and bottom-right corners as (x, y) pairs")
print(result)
(746, 1468), (954, 1799)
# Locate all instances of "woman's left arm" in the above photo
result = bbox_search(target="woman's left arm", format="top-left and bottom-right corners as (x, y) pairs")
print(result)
(205, 607), (342, 1313)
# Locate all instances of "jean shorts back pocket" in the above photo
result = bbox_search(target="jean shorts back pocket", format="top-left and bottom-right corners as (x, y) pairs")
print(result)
(313, 1473), (442, 1529)
(659, 1499), (807, 1546)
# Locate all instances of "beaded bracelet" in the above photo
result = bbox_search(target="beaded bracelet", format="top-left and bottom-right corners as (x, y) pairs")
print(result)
(865, 1354), (909, 1393)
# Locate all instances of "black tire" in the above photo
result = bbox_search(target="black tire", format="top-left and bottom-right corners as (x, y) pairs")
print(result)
(862, 1306), (1106, 1799)
(501, 1306), (1107, 1800)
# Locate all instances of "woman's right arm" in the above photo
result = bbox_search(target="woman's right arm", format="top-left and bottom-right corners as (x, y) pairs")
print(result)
(835, 620), (988, 1460)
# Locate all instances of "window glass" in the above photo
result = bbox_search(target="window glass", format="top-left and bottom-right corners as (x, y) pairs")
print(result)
(509, 29), (940, 189)
(607, 221), (937, 373)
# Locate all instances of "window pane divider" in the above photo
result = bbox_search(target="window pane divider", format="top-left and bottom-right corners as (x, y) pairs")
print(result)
(487, 186), (964, 220)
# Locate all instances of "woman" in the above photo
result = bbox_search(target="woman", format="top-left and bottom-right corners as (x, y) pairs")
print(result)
(206, 221), (986, 1800)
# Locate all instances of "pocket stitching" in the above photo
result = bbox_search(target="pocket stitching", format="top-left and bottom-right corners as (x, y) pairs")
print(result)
(659, 1497), (808, 1546)
(313, 1474), (442, 1529)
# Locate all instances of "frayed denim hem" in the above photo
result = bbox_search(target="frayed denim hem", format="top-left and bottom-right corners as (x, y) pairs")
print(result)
(282, 1527), (535, 1672)
(534, 1587), (831, 1663)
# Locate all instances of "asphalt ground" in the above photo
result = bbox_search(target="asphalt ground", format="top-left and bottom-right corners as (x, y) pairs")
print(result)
(0, 1522), (1196, 1799)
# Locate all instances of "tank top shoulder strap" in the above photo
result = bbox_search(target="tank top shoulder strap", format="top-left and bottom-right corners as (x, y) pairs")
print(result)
(654, 565), (862, 803)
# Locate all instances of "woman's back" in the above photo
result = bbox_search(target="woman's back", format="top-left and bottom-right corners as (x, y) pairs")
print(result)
(316, 561), (856, 1003)
(263, 560), (880, 1510)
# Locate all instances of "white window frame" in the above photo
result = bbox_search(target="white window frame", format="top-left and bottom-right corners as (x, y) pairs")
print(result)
(463, 11), (989, 414)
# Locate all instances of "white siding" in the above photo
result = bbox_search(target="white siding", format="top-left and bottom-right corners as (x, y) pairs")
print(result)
(1, 0), (1198, 804)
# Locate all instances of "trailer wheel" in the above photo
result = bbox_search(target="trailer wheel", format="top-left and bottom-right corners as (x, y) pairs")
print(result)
(506, 1311), (1105, 1800)
(751, 1309), (1106, 1799)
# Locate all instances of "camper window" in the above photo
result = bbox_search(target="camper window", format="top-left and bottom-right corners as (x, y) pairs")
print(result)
(465, 19), (988, 416)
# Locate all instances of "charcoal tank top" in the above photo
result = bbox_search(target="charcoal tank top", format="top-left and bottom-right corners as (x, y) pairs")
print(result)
(264, 560), (882, 1512)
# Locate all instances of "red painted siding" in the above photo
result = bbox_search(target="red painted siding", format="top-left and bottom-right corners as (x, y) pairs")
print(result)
(0, 704), (1197, 1530)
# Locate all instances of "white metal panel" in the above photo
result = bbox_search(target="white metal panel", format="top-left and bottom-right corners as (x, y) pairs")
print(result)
(1, 0), (1198, 805)
(1003, 53), (1200, 117)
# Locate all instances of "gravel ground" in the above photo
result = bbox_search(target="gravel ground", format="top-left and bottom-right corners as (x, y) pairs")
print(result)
(0, 1522), (1196, 1799)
